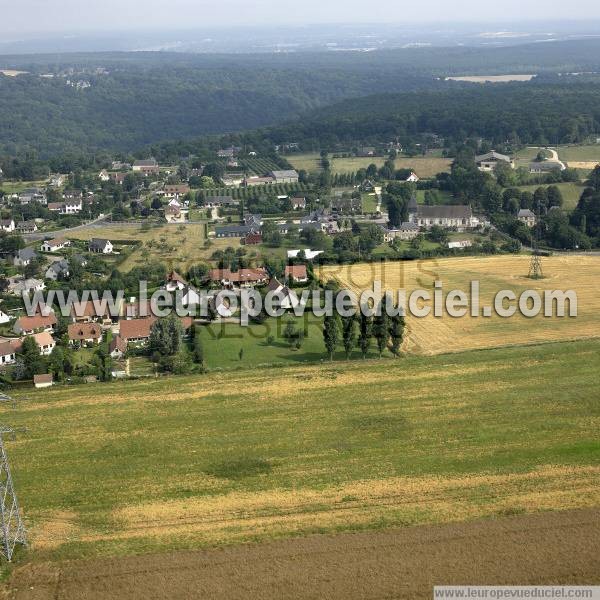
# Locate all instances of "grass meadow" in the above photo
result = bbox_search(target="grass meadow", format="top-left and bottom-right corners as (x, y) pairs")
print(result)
(7, 339), (600, 563)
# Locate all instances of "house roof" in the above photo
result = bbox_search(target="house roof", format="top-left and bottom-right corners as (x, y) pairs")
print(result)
(15, 247), (37, 261)
(43, 237), (67, 247)
(167, 270), (187, 285)
(270, 170), (299, 179)
(416, 205), (472, 219)
(89, 238), (111, 250)
(0, 339), (22, 356)
(69, 300), (113, 319)
(109, 335), (128, 354)
(31, 331), (55, 348)
(205, 195), (237, 205)
(475, 151), (511, 163)
(47, 259), (69, 275)
(68, 323), (103, 341)
(33, 373), (53, 384)
(16, 314), (57, 331)
(518, 209), (535, 218)
(285, 265), (308, 279)
(208, 267), (269, 283)
(119, 317), (157, 340)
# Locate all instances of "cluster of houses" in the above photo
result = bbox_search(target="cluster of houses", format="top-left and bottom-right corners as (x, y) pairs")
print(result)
(0, 263), (311, 381)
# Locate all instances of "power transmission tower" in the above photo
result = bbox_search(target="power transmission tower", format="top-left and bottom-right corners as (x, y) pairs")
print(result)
(528, 201), (544, 280)
(0, 391), (27, 562)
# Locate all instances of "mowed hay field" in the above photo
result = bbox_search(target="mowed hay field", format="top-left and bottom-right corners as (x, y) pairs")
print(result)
(66, 223), (206, 272)
(320, 255), (600, 355)
(288, 153), (451, 178)
(6, 339), (600, 563)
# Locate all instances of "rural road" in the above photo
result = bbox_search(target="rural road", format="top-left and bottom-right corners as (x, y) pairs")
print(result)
(8, 508), (600, 600)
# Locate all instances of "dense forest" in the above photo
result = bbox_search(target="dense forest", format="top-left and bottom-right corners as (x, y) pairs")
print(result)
(3, 39), (600, 157)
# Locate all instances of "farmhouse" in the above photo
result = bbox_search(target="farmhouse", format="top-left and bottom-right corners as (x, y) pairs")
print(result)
(109, 335), (128, 359)
(529, 161), (565, 174)
(290, 197), (307, 210)
(8, 277), (45, 296)
(70, 300), (114, 324)
(68, 322), (103, 345)
(41, 238), (70, 252)
(208, 267), (269, 288)
(402, 171), (420, 183)
(215, 225), (255, 238)
(448, 240), (473, 249)
(474, 151), (514, 172)
(13, 313), (56, 335)
(204, 195), (239, 208)
(517, 208), (537, 227)
(16, 221), (38, 233)
(13, 247), (37, 267)
(165, 270), (188, 291)
(0, 340), (21, 366)
(109, 172), (128, 185)
(132, 159), (159, 175)
(89, 238), (113, 253)
(381, 222), (420, 242)
(266, 278), (300, 310)
(45, 259), (70, 281)
(269, 170), (299, 184)
(119, 316), (193, 344)
(18, 187), (46, 205)
(285, 264), (308, 283)
(0, 219), (15, 232)
(31, 331), (56, 355)
(163, 184), (190, 198)
(243, 232), (263, 245)
(409, 205), (479, 230)
(243, 176), (275, 187)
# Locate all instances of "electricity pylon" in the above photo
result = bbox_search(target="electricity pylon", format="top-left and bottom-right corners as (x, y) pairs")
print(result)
(528, 201), (544, 280)
(0, 392), (27, 562)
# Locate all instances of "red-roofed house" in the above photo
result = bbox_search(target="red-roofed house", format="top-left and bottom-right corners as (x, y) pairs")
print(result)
(285, 264), (308, 283)
(68, 323), (103, 345)
(13, 313), (57, 336)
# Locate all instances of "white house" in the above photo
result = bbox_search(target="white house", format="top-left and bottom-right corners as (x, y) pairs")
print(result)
(0, 340), (21, 366)
(266, 279), (301, 310)
(41, 238), (70, 253)
(31, 331), (56, 355)
(403, 172), (420, 183)
(13, 248), (37, 267)
(33, 373), (53, 388)
(518, 209), (537, 227)
(474, 151), (515, 172)
(89, 238), (113, 254)
(0, 219), (15, 233)
(448, 240), (473, 249)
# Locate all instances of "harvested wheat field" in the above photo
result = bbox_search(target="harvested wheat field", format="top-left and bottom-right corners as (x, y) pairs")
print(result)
(320, 255), (600, 355)
(4, 339), (600, 565)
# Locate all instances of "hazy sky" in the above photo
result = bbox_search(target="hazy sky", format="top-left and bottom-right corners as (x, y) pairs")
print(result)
(2, 0), (599, 34)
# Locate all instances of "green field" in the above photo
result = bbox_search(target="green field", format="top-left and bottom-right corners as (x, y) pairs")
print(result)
(7, 339), (600, 563)
(288, 154), (451, 178)
(557, 144), (600, 162)
(516, 182), (584, 211)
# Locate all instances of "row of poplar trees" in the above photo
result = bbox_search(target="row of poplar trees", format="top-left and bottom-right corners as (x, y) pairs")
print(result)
(322, 296), (405, 360)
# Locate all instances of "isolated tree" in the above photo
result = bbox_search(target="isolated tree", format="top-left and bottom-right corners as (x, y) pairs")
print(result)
(193, 328), (204, 365)
(342, 315), (358, 359)
(388, 311), (406, 356)
(149, 314), (183, 356)
(19, 336), (45, 379)
(357, 310), (372, 359)
(323, 314), (340, 360)
(372, 297), (389, 358)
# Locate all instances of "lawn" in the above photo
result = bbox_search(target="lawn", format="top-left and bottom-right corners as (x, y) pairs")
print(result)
(7, 339), (600, 562)
(0, 179), (48, 194)
(66, 223), (206, 272)
(361, 193), (379, 213)
(288, 154), (451, 178)
(321, 255), (600, 355)
(516, 182), (584, 212)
